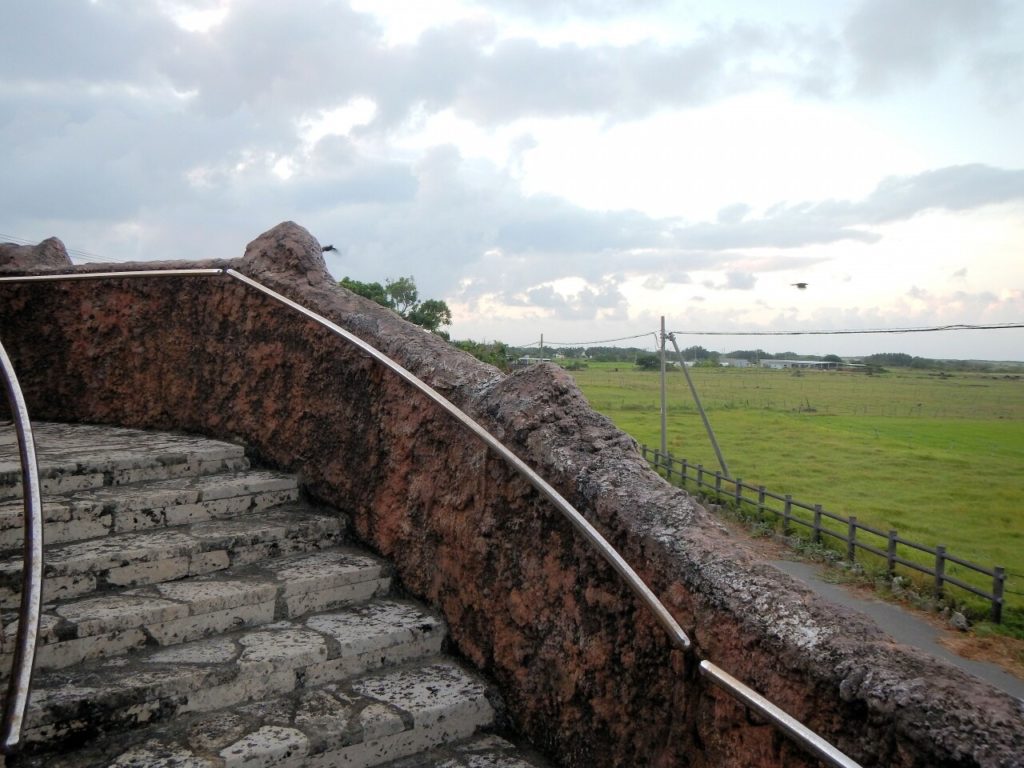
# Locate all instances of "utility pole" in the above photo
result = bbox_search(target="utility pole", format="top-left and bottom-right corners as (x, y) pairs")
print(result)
(660, 316), (667, 457)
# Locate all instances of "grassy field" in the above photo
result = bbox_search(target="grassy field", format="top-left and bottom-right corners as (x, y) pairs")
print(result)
(564, 362), (1024, 628)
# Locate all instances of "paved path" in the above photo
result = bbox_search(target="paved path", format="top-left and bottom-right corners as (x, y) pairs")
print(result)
(771, 558), (1024, 702)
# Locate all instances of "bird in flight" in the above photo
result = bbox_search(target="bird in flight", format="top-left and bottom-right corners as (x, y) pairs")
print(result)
(791, 282), (808, 290)
(322, 244), (338, 253)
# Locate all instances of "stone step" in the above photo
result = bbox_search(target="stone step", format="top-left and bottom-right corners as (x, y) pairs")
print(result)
(383, 734), (551, 768)
(0, 468), (299, 551)
(0, 422), (538, 766)
(9, 663), (515, 768)
(0, 504), (345, 609)
(0, 422), (250, 502)
(1, 548), (391, 678)
(18, 599), (448, 755)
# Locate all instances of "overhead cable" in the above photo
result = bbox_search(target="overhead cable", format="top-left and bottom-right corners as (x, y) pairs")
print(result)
(669, 323), (1024, 336)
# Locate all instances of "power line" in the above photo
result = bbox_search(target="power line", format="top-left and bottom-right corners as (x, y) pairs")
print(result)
(0, 232), (116, 264)
(3, 230), (1022, 341)
(513, 332), (656, 348)
(668, 322), (1024, 337)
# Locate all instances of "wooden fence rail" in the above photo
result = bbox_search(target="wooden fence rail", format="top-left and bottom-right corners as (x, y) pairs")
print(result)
(642, 446), (1006, 623)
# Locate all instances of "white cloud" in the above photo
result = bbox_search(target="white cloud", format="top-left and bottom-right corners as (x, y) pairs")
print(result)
(1, 0), (1022, 358)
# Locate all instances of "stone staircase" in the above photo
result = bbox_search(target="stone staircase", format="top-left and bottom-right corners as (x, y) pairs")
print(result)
(0, 422), (547, 767)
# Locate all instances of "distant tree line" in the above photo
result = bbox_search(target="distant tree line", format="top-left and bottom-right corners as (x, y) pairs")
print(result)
(337, 277), (1018, 373)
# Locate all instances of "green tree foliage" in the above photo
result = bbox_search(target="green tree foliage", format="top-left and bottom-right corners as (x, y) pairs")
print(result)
(407, 299), (453, 334)
(584, 346), (647, 362)
(453, 340), (510, 371)
(680, 345), (715, 361)
(339, 275), (452, 336)
(724, 349), (770, 362)
(339, 277), (388, 306)
(635, 353), (662, 370)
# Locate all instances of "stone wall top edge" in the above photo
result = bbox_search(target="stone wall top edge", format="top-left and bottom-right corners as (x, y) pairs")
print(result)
(0, 257), (239, 277)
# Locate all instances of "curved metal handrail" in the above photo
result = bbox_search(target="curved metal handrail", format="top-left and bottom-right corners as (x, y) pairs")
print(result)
(0, 340), (43, 754)
(225, 271), (863, 768)
(0, 266), (863, 767)
(224, 270), (693, 652)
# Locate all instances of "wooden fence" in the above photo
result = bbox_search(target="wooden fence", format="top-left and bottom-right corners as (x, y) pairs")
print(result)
(642, 446), (1007, 623)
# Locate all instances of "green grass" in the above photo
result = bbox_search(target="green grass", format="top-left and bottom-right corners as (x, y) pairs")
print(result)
(564, 362), (1024, 625)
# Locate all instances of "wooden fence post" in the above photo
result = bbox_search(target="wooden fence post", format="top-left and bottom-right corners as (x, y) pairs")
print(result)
(681, 459), (688, 485)
(757, 486), (766, 521)
(813, 504), (822, 544)
(696, 464), (704, 490)
(992, 567), (1005, 624)
(715, 472), (722, 497)
(887, 531), (897, 578)
(735, 478), (743, 509)
(666, 451), (675, 483)
(935, 545), (946, 597)
(847, 517), (857, 563)
(782, 495), (792, 535)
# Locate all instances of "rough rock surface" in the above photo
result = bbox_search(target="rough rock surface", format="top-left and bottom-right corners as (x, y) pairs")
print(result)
(0, 237), (71, 268)
(0, 221), (1021, 768)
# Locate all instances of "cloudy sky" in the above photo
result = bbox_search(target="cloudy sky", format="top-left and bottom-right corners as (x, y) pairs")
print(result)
(3, 0), (1023, 359)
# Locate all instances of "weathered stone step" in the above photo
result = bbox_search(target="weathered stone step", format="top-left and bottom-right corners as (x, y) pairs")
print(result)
(0, 422), (250, 502)
(1, 548), (391, 678)
(18, 599), (448, 755)
(0, 468), (299, 551)
(10, 662), (512, 768)
(0, 504), (345, 608)
(383, 734), (551, 767)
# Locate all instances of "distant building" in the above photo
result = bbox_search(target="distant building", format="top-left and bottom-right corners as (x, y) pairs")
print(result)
(760, 359), (839, 370)
(719, 358), (753, 368)
(513, 356), (551, 368)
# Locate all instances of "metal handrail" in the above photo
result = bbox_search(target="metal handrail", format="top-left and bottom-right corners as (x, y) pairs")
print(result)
(699, 661), (862, 768)
(224, 271), (861, 767)
(0, 266), (863, 767)
(0, 341), (43, 753)
(224, 270), (692, 653)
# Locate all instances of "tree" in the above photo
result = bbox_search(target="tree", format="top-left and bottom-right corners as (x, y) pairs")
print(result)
(339, 277), (387, 306)
(680, 345), (712, 361)
(340, 275), (452, 336)
(453, 340), (510, 371)
(635, 353), (661, 371)
(407, 299), (452, 334)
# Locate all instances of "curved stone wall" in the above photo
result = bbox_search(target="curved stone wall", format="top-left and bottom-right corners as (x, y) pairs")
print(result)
(1, 223), (1021, 768)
